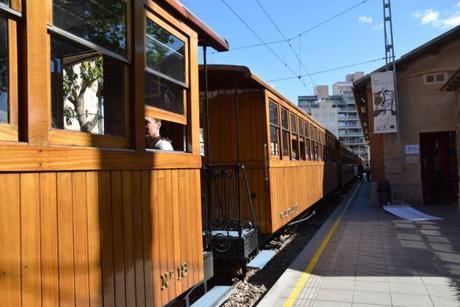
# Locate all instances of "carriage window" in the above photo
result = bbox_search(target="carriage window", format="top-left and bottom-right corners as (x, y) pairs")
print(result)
(305, 123), (311, 160)
(145, 18), (186, 115)
(290, 114), (298, 160)
(269, 101), (280, 157)
(52, 0), (127, 57)
(0, 18), (7, 124)
(299, 120), (306, 160)
(281, 108), (290, 157)
(51, 0), (128, 137)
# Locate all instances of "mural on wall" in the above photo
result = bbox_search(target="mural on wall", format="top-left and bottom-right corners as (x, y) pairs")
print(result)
(371, 71), (397, 134)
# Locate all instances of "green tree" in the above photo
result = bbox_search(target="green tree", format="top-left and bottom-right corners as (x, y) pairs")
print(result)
(63, 56), (103, 133)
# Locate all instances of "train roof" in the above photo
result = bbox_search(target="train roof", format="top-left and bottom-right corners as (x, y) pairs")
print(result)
(161, 0), (229, 51)
(201, 64), (325, 130)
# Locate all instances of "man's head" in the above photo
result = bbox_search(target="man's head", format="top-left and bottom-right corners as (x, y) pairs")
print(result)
(145, 117), (161, 138)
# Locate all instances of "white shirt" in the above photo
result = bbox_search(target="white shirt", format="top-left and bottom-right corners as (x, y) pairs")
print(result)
(154, 139), (174, 151)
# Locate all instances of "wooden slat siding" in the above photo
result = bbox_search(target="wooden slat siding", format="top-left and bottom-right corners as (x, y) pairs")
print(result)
(20, 174), (42, 306)
(184, 170), (193, 288)
(86, 172), (103, 307)
(130, 171), (146, 307)
(99, 171), (115, 307)
(141, 171), (153, 307)
(158, 170), (173, 303)
(110, 171), (127, 307)
(171, 170), (182, 296)
(121, 171), (136, 307)
(190, 170), (199, 283)
(193, 170), (204, 282)
(57, 172), (75, 306)
(72, 172), (90, 307)
(177, 170), (188, 292)
(162, 170), (174, 301)
(0, 174), (21, 306)
(40, 173), (59, 307)
(149, 171), (161, 307)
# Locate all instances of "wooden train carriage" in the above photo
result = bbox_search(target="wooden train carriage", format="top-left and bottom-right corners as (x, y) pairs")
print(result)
(339, 144), (359, 185)
(0, 1), (228, 306)
(200, 65), (340, 235)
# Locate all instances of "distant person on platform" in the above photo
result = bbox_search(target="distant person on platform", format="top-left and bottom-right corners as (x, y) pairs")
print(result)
(365, 166), (371, 182)
(145, 117), (173, 151)
(358, 164), (364, 182)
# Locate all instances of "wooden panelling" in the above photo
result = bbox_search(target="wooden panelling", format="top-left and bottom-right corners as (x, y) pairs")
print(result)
(269, 164), (329, 232)
(0, 144), (202, 172)
(0, 169), (203, 307)
(0, 174), (21, 306)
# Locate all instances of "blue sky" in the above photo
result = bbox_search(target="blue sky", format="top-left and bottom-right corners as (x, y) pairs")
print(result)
(181, 0), (460, 102)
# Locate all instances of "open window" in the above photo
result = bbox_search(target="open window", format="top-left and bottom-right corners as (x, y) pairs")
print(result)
(290, 113), (298, 160)
(0, 1), (20, 141)
(144, 11), (190, 153)
(305, 123), (311, 160)
(281, 107), (290, 158)
(299, 120), (306, 160)
(269, 100), (280, 158)
(49, 0), (130, 147)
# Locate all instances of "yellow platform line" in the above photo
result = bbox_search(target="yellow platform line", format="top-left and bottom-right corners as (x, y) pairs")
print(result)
(283, 185), (360, 307)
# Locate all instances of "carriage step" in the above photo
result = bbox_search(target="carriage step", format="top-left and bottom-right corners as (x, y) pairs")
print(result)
(191, 286), (234, 307)
(247, 250), (276, 269)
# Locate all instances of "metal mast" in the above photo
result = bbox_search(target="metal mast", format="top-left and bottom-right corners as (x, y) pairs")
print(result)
(383, 0), (400, 136)
(383, 0), (396, 71)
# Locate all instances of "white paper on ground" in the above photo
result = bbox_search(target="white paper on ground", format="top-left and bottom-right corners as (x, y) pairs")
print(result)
(383, 205), (443, 221)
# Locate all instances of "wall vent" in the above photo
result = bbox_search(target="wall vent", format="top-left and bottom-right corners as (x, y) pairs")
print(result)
(424, 73), (447, 85)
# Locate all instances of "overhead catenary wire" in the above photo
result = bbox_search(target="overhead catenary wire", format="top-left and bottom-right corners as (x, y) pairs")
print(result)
(268, 57), (386, 82)
(221, 0), (313, 94)
(212, 0), (369, 54)
(254, 0), (316, 89)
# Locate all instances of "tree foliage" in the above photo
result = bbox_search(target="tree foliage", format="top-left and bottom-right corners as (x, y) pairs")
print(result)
(63, 56), (103, 133)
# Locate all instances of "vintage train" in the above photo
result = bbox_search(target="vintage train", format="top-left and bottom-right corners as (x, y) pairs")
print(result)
(0, 0), (359, 306)
(199, 65), (359, 270)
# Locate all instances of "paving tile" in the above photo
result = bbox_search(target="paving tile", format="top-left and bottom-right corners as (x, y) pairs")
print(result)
(390, 293), (434, 307)
(352, 291), (391, 305)
(389, 282), (428, 295)
(424, 283), (459, 297)
(354, 280), (389, 293)
(387, 276), (424, 284)
(312, 300), (352, 307)
(315, 289), (354, 303)
(352, 304), (391, 307)
(320, 279), (355, 290)
(430, 295), (460, 307)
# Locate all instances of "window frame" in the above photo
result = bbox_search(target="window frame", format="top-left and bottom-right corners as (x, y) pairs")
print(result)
(268, 100), (281, 159)
(280, 107), (290, 159)
(0, 3), (20, 142)
(47, 0), (132, 148)
(290, 113), (299, 160)
(298, 119), (306, 161)
(144, 10), (190, 126)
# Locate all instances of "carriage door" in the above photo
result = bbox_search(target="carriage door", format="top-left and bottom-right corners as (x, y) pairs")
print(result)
(420, 131), (458, 203)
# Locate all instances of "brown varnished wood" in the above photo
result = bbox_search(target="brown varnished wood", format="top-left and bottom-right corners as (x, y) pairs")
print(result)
(21, 174), (42, 306)
(0, 174), (21, 306)
(0, 144), (202, 172)
(39, 172), (59, 307)
(72, 172), (90, 306)
(122, 171), (137, 307)
(24, 0), (49, 145)
(57, 172), (76, 306)
(86, 172), (103, 307)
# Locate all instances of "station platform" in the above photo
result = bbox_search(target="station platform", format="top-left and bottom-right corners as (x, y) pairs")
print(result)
(258, 183), (460, 307)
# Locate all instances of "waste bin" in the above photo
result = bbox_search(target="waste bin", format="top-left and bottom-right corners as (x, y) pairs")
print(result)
(377, 180), (392, 207)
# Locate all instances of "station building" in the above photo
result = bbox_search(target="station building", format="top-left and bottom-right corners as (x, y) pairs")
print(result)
(353, 25), (460, 205)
